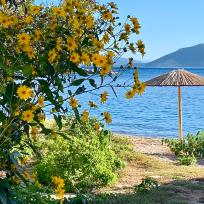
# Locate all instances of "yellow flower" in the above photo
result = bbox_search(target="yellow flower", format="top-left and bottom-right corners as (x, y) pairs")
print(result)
(94, 122), (100, 132)
(52, 7), (66, 18)
(136, 40), (145, 56)
(34, 29), (42, 39)
(31, 126), (38, 140)
(81, 53), (90, 66)
(89, 101), (97, 108)
(24, 15), (33, 24)
(0, 0), (6, 6)
(31, 172), (37, 181)
(22, 110), (34, 122)
(31, 104), (38, 112)
(17, 85), (31, 100)
(100, 65), (111, 75)
(38, 112), (45, 122)
(85, 15), (94, 28)
(19, 157), (27, 165)
(131, 17), (141, 34)
(10, 15), (18, 26)
(50, 21), (57, 30)
(133, 69), (139, 83)
(48, 49), (58, 63)
(56, 37), (63, 51)
(125, 89), (135, 99)
(102, 11), (113, 21)
(38, 96), (44, 107)
(72, 18), (79, 30)
(69, 97), (78, 108)
(12, 176), (20, 184)
(131, 17), (139, 25)
(23, 46), (35, 59)
(102, 33), (110, 44)
(81, 110), (89, 122)
(100, 91), (108, 103)
(30, 90), (35, 98)
(92, 38), (104, 49)
(97, 55), (107, 67)
(134, 82), (146, 95)
(66, 37), (77, 52)
(128, 58), (133, 67)
(22, 171), (30, 180)
(52, 176), (65, 201)
(125, 23), (131, 34)
(31, 126), (38, 135)
(91, 53), (99, 65)
(0, 15), (11, 28)
(91, 54), (107, 67)
(32, 68), (37, 76)
(15, 111), (20, 116)
(30, 5), (43, 15)
(7, 76), (13, 81)
(52, 176), (65, 188)
(17, 33), (31, 46)
(10, 164), (17, 171)
(103, 112), (112, 123)
(55, 188), (65, 200)
(70, 52), (80, 64)
(129, 43), (136, 54)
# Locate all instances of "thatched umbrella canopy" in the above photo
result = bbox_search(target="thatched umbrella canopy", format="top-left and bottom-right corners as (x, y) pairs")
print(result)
(145, 69), (204, 141)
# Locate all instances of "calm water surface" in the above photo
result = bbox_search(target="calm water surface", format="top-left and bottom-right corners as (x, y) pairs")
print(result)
(76, 68), (204, 138)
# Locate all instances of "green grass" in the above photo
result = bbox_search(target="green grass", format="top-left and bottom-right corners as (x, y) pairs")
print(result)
(90, 180), (204, 204)
(111, 135), (137, 161)
(111, 135), (204, 184)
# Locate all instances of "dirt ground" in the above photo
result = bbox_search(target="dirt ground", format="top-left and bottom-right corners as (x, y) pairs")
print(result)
(102, 136), (204, 204)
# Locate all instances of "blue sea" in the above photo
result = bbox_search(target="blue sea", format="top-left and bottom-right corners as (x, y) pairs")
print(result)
(75, 68), (204, 138)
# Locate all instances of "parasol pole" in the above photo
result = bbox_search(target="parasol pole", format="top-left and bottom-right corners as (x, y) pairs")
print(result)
(178, 85), (183, 142)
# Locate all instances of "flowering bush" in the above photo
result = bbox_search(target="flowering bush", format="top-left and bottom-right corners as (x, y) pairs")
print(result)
(0, 0), (145, 202)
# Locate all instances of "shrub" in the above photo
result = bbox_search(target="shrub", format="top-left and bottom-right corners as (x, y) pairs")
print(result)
(134, 177), (159, 194)
(178, 156), (197, 166)
(36, 120), (125, 193)
(0, 0), (145, 200)
(162, 131), (204, 158)
(12, 185), (56, 204)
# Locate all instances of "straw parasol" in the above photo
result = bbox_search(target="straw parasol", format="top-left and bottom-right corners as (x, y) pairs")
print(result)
(145, 69), (204, 141)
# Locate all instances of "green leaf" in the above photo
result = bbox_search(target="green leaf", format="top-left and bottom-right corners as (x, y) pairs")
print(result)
(54, 114), (62, 130)
(75, 86), (86, 95)
(70, 78), (85, 86)
(55, 76), (64, 92)
(22, 65), (32, 77)
(38, 79), (54, 103)
(89, 79), (97, 88)
(81, 37), (90, 46)
(0, 58), (13, 75)
(73, 67), (88, 77)
(68, 90), (72, 96)
(39, 123), (51, 135)
(58, 96), (63, 105)
(0, 111), (6, 122)
(48, 63), (55, 76)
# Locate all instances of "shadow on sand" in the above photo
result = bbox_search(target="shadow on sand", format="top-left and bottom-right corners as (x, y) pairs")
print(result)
(88, 179), (204, 204)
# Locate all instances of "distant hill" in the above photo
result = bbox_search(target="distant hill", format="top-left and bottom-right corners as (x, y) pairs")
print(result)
(146, 44), (204, 68)
(114, 58), (147, 67)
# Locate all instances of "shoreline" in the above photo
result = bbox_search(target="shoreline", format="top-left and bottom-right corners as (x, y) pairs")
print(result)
(113, 132), (177, 139)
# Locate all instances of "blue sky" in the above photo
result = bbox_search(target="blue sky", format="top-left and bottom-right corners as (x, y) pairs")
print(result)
(35, 0), (204, 62)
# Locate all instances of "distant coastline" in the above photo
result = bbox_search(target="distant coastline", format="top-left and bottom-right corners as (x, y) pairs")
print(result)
(116, 43), (204, 68)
